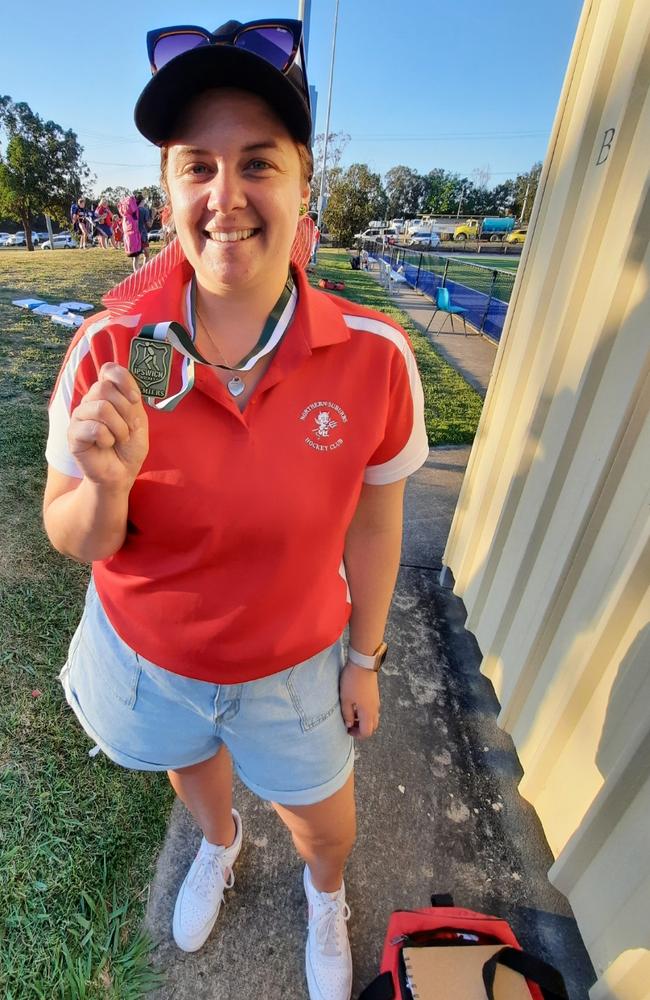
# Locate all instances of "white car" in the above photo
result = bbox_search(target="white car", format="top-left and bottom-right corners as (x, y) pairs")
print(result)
(6, 231), (41, 246)
(0, 233), (12, 246)
(407, 231), (441, 249)
(40, 234), (77, 250)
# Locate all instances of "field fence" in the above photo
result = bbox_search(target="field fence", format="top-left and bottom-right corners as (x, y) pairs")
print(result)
(366, 241), (517, 342)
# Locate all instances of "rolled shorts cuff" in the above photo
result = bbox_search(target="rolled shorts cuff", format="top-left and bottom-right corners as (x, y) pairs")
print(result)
(233, 737), (355, 806)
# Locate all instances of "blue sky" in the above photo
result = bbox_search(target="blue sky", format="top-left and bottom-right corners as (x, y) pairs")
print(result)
(3, 0), (583, 193)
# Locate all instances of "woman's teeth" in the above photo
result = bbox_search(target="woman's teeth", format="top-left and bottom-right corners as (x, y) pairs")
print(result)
(207, 229), (256, 242)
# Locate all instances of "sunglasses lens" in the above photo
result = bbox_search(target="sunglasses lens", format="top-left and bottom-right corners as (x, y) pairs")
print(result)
(153, 31), (209, 70)
(235, 26), (295, 70)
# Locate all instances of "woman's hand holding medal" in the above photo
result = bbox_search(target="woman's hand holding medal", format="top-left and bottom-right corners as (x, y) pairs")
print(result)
(68, 363), (149, 490)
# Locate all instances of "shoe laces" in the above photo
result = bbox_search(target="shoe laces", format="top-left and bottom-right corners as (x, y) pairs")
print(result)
(312, 896), (351, 957)
(189, 848), (234, 902)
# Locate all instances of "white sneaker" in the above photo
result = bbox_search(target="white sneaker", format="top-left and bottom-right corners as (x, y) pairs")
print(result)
(172, 809), (242, 952)
(304, 865), (353, 1000)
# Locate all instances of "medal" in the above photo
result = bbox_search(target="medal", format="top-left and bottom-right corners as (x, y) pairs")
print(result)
(128, 336), (173, 399)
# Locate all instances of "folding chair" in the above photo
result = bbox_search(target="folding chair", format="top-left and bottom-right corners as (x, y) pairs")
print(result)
(425, 285), (469, 335)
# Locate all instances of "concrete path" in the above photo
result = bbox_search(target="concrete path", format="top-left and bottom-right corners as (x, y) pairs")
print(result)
(143, 277), (595, 998)
(371, 260), (498, 398)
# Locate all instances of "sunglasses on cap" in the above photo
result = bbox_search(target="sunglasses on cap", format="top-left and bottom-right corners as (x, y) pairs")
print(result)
(146, 19), (309, 94)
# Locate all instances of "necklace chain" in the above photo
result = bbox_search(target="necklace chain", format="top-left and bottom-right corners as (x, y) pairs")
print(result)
(194, 309), (250, 397)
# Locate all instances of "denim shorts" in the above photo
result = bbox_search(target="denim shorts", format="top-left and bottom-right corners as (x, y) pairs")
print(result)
(59, 580), (354, 805)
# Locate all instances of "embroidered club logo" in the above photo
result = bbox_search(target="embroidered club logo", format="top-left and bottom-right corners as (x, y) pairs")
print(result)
(300, 400), (348, 453)
(314, 411), (337, 438)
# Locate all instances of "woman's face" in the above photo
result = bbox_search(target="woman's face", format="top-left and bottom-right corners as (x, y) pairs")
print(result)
(165, 88), (310, 294)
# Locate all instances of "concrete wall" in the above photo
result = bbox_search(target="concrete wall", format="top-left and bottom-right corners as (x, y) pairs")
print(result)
(442, 0), (650, 995)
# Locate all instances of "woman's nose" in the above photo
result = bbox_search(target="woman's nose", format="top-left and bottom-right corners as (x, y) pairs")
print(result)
(206, 167), (247, 214)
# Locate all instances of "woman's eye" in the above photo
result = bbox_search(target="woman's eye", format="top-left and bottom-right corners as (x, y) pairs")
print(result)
(248, 160), (272, 171)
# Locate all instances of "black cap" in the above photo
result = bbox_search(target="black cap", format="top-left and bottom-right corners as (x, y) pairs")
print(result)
(134, 21), (312, 146)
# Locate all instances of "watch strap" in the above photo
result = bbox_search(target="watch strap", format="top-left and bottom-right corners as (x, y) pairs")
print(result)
(348, 642), (388, 672)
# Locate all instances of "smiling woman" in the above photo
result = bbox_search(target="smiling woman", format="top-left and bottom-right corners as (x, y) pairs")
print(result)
(41, 16), (429, 1000)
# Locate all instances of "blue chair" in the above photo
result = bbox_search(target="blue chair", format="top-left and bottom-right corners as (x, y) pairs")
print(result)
(425, 285), (469, 336)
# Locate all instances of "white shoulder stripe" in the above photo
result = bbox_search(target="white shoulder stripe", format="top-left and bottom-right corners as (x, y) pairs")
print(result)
(342, 314), (429, 484)
(46, 313), (140, 477)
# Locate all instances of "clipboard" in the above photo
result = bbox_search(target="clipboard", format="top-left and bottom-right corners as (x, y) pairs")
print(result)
(403, 944), (533, 999)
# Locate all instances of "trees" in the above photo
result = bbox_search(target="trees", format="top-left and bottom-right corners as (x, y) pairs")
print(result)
(310, 131), (350, 213)
(384, 166), (425, 219)
(0, 96), (92, 250)
(324, 163), (386, 246)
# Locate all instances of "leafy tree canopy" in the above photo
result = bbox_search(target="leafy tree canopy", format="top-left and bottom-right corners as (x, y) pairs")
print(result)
(0, 95), (93, 249)
(324, 163), (386, 246)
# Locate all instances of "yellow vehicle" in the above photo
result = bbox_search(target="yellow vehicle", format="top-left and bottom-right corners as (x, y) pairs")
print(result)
(504, 228), (527, 244)
(453, 216), (516, 241)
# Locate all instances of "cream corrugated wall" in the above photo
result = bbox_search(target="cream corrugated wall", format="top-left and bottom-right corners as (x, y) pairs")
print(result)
(442, 0), (650, 996)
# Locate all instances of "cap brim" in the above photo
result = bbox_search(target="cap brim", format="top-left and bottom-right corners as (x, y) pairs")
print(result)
(134, 45), (311, 146)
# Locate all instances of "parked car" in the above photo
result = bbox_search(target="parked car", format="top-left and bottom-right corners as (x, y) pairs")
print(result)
(6, 231), (41, 246)
(40, 234), (77, 250)
(504, 227), (527, 244)
(0, 233), (12, 246)
(148, 228), (163, 242)
(354, 227), (399, 244)
(407, 231), (441, 249)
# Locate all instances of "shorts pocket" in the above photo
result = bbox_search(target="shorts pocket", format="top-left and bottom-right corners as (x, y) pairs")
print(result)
(285, 642), (343, 733)
(71, 588), (142, 711)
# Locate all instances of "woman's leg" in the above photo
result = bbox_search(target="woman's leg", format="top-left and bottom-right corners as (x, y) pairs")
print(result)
(168, 744), (236, 848)
(273, 772), (356, 891)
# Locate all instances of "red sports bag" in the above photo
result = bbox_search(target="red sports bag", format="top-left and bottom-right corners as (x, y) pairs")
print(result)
(358, 894), (568, 1000)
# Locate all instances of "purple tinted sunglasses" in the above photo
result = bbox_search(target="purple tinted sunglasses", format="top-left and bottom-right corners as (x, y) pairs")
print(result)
(147, 19), (308, 95)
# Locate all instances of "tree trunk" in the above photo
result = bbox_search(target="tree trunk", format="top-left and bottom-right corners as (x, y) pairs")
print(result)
(21, 210), (34, 251)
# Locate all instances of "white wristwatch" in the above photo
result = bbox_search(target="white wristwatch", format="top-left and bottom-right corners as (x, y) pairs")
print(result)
(347, 641), (389, 672)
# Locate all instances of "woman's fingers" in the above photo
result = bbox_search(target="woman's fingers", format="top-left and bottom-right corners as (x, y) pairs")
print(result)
(70, 396), (131, 449)
(69, 364), (145, 454)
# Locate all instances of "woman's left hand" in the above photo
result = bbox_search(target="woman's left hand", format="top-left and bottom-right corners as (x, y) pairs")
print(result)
(339, 662), (380, 740)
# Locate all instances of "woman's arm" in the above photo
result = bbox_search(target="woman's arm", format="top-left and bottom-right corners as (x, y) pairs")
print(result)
(340, 478), (406, 739)
(43, 363), (148, 563)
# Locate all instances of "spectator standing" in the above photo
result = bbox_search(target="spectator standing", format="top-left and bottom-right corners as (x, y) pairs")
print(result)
(95, 197), (113, 250)
(135, 192), (151, 265)
(70, 196), (91, 250)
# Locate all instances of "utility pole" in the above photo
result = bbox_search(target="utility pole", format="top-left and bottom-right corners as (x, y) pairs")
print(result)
(297, 0), (312, 59)
(456, 186), (466, 219)
(317, 0), (341, 233)
(520, 181), (531, 224)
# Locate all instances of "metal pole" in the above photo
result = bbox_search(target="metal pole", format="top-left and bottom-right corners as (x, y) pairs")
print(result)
(480, 270), (498, 333)
(456, 186), (465, 219)
(316, 0), (341, 233)
(297, 0), (312, 60)
(520, 181), (530, 224)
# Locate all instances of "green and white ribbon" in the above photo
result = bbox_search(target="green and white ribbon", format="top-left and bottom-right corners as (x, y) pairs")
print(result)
(137, 273), (296, 411)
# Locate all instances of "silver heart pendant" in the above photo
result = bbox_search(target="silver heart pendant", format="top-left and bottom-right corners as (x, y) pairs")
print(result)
(227, 376), (245, 397)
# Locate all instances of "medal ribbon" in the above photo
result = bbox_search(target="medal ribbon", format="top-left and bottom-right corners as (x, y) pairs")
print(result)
(133, 273), (296, 411)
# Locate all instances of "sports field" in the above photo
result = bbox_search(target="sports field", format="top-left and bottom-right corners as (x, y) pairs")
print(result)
(444, 253), (520, 272)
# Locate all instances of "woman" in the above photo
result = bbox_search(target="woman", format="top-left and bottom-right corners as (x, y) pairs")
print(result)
(94, 196), (113, 249)
(70, 195), (91, 249)
(44, 18), (428, 1000)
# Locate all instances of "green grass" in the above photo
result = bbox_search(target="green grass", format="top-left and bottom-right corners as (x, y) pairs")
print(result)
(0, 248), (173, 999)
(311, 249), (483, 445)
(0, 245), (482, 998)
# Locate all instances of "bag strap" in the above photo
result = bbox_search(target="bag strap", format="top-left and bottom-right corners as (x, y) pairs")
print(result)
(357, 971), (395, 1000)
(482, 947), (569, 1000)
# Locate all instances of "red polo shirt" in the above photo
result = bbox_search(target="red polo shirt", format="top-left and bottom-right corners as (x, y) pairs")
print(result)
(47, 250), (429, 682)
